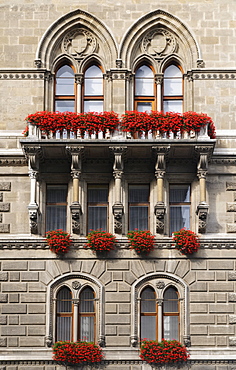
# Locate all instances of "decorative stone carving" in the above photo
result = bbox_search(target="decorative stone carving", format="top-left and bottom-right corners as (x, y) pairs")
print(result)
(183, 335), (191, 347)
(156, 281), (165, 289)
(28, 205), (39, 234)
(0, 182), (11, 191)
(70, 203), (82, 234)
(142, 28), (177, 58)
(112, 204), (124, 234)
(197, 59), (205, 68)
(62, 29), (97, 59)
(45, 335), (53, 347)
(155, 203), (166, 234)
(196, 203), (209, 234)
(72, 281), (81, 290)
(98, 335), (106, 347)
(130, 335), (138, 347)
(34, 59), (42, 68)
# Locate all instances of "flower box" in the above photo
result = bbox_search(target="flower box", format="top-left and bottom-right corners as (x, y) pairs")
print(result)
(46, 229), (72, 256)
(140, 339), (189, 365)
(52, 341), (103, 366)
(172, 228), (200, 255)
(127, 230), (155, 254)
(85, 230), (116, 253)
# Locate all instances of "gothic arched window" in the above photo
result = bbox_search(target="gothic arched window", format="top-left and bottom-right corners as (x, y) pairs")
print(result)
(163, 64), (183, 113)
(55, 64), (75, 112)
(83, 65), (104, 112)
(135, 65), (155, 112)
(140, 286), (157, 340)
(163, 286), (180, 340)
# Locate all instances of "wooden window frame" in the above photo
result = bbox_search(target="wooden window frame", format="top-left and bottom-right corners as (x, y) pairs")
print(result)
(134, 64), (156, 111)
(162, 286), (180, 341)
(162, 63), (183, 113)
(54, 64), (76, 112)
(78, 287), (96, 342)
(56, 287), (74, 342)
(82, 64), (104, 113)
(128, 184), (150, 231)
(87, 184), (109, 233)
(140, 286), (158, 341)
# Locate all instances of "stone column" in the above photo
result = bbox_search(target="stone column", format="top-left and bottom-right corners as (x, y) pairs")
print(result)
(110, 146), (127, 234)
(155, 74), (163, 112)
(153, 146), (170, 235)
(75, 74), (83, 114)
(73, 299), (79, 342)
(66, 146), (84, 234)
(157, 298), (163, 342)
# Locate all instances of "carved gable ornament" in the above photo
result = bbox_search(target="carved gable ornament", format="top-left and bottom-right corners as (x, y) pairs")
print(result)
(142, 28), (178, 58)
(62, 29), (97, 58)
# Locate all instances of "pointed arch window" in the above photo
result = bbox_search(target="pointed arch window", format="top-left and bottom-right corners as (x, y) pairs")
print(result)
(79, 287), (96, 342)
(140, 286), (157, 340)
(163, 64), (183, 113)
(135, 65), (155, 112)
(55, 65), (75, 112)
(163, 286), (179, 340)
(83, 65), (104, 112)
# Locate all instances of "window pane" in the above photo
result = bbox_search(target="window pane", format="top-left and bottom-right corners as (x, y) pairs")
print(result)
(56, 65), (74, 96)
(135, 66), (154, 96)
(57, 316), (72, 341)
(164, 65), (182, 78)
(80, 288), (95, 313)
(55, 100), (75, 112)
(88, 206), (107, 231)
(170, 185), (190, 203)
(163, 100), (182, 113)
(47, 185), (67, 203)
(84, 100), (103, 113)
(164, 79), (182, 96)
(163, 316), (178, 340)
(137, 102), (152, 112)
(88, 187), (108, 202)
(46, 185), (67, 232)
(84, 66), (103, 95)
(141, 287), (156, 312)
(57, 287), (72, 313)
(80, 316), (94, 342)
(85, 65), (102, 78)
(129, 185), (149, 202)
(129, 206), (148, 230)
(170, 206), (190, 234)
(163, 287), (178, 313)
(141, 316), (156, 340)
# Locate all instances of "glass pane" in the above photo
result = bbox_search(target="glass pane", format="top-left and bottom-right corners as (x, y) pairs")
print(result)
(135, 79), (153, 96)
(164, 65), (182, 78)
(80, 288), (95, 313)
(170, 185), (190, 203)
(85, 79), (103, 96)
(136, 65), (154, 78)
(129, 185), (149, 202)
(85, 65), (103, 78)
(88, 206), (107, 231)
(170, 206), (190, 234)
(163, 316), (178, 340)
(55, 100), (75, 112)
(57, 65), (74, 78)
(47, 185), (67, 203)
(88, 186), (108, 202)
(163, 287), (178, 313)
(46, 185), (67, 232)
(57, 316), (72, 341)
(141, 287), (156, 312)
(57, 287), (72, 313)
(164, 79), (182, 96)
(163, 100), (182, 113)
(137, 102), (152, 113)
(141, 316), (156, 340)
(56, 65), (74, 96)
(80, 316), (94, 342)
(84, 100), (103, 113)
(129, 206), (148, 230)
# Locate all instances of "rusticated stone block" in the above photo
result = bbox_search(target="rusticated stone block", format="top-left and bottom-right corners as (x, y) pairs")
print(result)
(0, 272), (8, 281)
(0, 224), (10, 233)
(0, 182), (11, 191)
(0, 203), (10, 212)
(0, 294), (8, 303)
(0, 338), (7, 347)
(227, 224), (236, 233)
(229, 293), (236, 302)
(229, 337), (236, 346)
(229, 271), (236, 280)
(227, 203), (236, 212)
(0, 316), (7, 325)
(227, 182), (236, 191)
(229, 315), (236, 324)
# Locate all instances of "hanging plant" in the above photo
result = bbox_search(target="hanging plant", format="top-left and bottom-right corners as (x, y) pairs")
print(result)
(52, 341), (103, 366)
(127, 230), (155, 254)
(172, 228), (200, 255)
(140, 339), (189, 365)
(85, 230), (116, 252)
(46, 229), (72, 256)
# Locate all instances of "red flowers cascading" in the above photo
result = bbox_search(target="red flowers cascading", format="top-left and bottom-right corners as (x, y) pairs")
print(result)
(172, 228), (200, 255)
(52, 341), (103, 365)
(140, 339), (189, 364)
(46, 229), (72, 255)
(85, 230), (116, 252)
(127, 230), (155, 254)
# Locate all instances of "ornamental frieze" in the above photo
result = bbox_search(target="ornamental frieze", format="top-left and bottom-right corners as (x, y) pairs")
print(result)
(0, 73), (44, 79)
(141, 28), (178, 58)
(62, 29), (97, 58)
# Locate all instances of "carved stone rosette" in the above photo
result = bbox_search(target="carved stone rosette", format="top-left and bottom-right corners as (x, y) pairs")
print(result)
(70, 202), (82, 234)
(196, 203), (209, 234)
(112, 203), (124, 234)
(155, 203), (166, 235)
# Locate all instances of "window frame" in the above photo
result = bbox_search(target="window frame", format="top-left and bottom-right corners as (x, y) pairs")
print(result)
(46, 184), (68, 233)
(82, 64), (104, 113)
(169, 183), (191, 236)
(162, 63), (183, 113)
(87, 184), (109, 233)
(134, 64), (156, 112)
(128, 184), (150, 231)
(54, 63), (76, 112)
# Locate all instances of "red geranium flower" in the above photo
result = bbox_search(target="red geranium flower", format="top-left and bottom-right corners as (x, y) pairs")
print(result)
(172, 228), (200, 255)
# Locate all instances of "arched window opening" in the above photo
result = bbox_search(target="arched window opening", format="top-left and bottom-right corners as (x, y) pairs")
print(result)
(135, 65), (155, 112)
(163, 64), (183, 113)
(56, 286), (73, 341)
(163, 286), (179, 340)
(79, 287), (96, 342)
(83, 65), (103, 112)
(140, 286), (157, 340)
(55, 65), (75, 112)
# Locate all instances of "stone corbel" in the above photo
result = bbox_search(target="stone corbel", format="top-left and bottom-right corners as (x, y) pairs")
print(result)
(155, 203), (166, 234)
(112, 203), (124, 234)
(70, 202), (82, 235)
(196, 203), (209, 234)
(28, 203), (39, 235)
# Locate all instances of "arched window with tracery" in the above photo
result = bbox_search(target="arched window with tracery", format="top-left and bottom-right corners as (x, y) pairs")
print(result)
(83, 65), (103, 112)
(140, 286), (157, 340)
(134, 65), (155, 112)
(55, 64), (75, 112)
(163, 64), (183, 113)
(163, 286), (179, 340)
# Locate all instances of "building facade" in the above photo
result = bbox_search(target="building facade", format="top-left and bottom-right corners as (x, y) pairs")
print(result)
(0, 0), (236, 369)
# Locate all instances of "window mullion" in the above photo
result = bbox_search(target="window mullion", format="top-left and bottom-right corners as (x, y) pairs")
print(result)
(157, 298), (163, 342)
